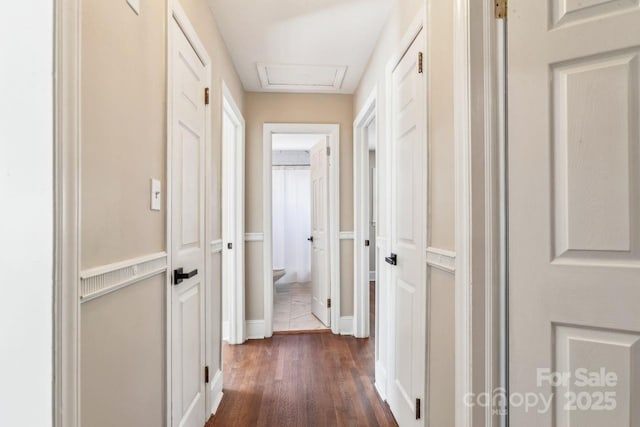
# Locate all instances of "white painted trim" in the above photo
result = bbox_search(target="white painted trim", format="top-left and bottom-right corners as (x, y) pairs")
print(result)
(375, 361), (388, 401)
(54, 0), (81, 423)
(222, 320), (229, 341)
(263, 123), (341, 337)
(369, 271), (376, 281)
(339, 316), (354, 336)
(167, 1), (213, 423)
(79, 252), (168, 302)
(244, 232), (264, 242)
(339, 231), (355, 240)
(211, 240), (223, 254)
(245, 320), (266, 340)
(454, 0), (473, 425)
(209, 369), (224, 415)
(222, 81), (246, 345)
(426, 247), (456, 274)
(353, 86), (377, 339)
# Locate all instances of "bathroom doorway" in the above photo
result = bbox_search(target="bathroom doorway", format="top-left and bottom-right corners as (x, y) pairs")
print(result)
(271, 134), (329, 332)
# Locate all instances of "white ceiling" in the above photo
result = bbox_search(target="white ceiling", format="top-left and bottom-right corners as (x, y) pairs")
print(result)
(208, 0), (395, 94)
(272, 134), (326, 151)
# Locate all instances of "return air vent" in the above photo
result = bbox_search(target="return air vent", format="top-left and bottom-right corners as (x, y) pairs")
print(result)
(256, 63), (347, 92)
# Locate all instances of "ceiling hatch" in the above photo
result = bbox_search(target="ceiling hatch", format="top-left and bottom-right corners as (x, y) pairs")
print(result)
(257, 63), (347, 92)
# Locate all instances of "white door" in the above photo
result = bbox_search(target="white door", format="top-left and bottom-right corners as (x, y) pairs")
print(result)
(509, 2), (640, 426)
(310, 138), (331, 327)
(387, 28), (427, 426)
(170, 17), (207, 427)
(221, 105), (245, 345)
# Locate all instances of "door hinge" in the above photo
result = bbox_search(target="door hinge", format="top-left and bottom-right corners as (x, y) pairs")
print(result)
(416, 398), (421, 420)
(365, 239), (370, 247)
(204, 87), (210, 105)
(418, 52), (423, 74)
(495, 0), (507, 19)
(326, 146), (331, 156)
(327, 298), (331, 308)
(205, 366), (210, 384)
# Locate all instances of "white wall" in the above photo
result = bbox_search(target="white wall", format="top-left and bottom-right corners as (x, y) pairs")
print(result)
(0, 1), (54, 426)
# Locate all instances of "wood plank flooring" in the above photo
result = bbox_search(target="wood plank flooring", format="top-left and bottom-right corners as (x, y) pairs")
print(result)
(207, 283), (397, 427)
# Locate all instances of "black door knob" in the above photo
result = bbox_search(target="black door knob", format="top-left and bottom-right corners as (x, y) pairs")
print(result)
(385, 253), (397, 266)
(173, 267), (198, 285)
(307, 236), (314, 242)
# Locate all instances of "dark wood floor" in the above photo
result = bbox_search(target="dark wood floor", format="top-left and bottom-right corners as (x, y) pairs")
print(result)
(207, 283), (397, 427)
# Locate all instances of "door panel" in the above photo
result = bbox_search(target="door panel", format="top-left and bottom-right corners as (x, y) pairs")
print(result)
(388, 28), (427, 427)
(310, 138), (330, 326)
(170, 17), (206, 427)
(509, 1), (640, 425)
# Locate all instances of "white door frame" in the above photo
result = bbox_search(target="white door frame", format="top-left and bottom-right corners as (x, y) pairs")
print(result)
(54, 0), (81, 425)
(353, 88), (378, 339)
(221, 81), (246, 344)
(262, 123), (341, 337)
(453, 0), (505, 426)
(167, 0), (213, 422)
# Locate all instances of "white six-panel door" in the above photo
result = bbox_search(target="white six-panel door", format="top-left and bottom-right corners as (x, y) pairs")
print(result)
(310, 138), (331, 327)
(170, 16), (207, 427)
(387, 28), (427, 427)
(509, 1), (640, 425)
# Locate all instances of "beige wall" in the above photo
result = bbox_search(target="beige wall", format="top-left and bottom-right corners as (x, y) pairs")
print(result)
(354, 0), (455, 424)
(81, 275), (165, 427)
(79, 0), (244, 424)
(81, 0), (166, 269)
(244, 92), (355, 319)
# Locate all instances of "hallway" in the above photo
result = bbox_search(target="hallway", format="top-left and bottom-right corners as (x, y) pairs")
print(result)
(208, 284), (395, 426)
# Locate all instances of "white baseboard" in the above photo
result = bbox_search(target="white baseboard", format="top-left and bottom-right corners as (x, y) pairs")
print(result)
(222, 320), (229, 342)
(375, 361), (387, 401)
(246, 320), (265, 339)
(209, 369), (224, 415)
(369, 271), (376, 281)
(339, 316), (354, 335)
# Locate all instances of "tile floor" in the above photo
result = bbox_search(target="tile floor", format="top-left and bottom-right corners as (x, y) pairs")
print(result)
(273, 281), (328, 332)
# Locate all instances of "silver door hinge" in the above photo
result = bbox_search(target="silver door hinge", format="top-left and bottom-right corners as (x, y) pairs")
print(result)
(204, 87), (210, 105)
(326, 146), (331, 156)
(495, 0), (507, 19)
(418, 52), (423, 74)
(327, 298), (331, 308)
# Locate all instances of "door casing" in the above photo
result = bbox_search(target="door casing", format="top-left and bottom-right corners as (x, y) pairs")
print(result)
(262, 123), (341, 337)
(353, 87), (378, 340)
(221, 81), (246, 345)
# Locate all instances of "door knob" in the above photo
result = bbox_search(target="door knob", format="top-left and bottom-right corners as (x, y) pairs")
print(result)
(307, 236), (314, 242)
(173, 267), (198, 285)
(385, 253), (397, 266)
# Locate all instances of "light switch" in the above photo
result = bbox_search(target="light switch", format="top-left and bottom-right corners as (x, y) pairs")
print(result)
(127, 0), (140, 15)
(150, 179), (161, 211)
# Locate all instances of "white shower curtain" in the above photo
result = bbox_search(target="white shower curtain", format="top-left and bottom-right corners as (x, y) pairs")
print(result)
(272, 167), (311, 284)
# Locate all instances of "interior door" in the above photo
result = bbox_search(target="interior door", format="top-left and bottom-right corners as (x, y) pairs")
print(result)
(387, 28), (427, 426)
(310, 138), (330, 327)
(509, 1), (640, 425)
(170, 17), (207, 427)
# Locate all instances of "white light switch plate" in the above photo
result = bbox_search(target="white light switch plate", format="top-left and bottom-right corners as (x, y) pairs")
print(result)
(127, 0), (140, 15)
(150, 179), (161, 211)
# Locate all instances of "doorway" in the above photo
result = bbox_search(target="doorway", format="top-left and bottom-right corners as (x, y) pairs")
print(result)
(221, 82), (245, 345)
(271, 135), (327, 332)
(262, 123), (341, 337)
(354, 89), (378, 340)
